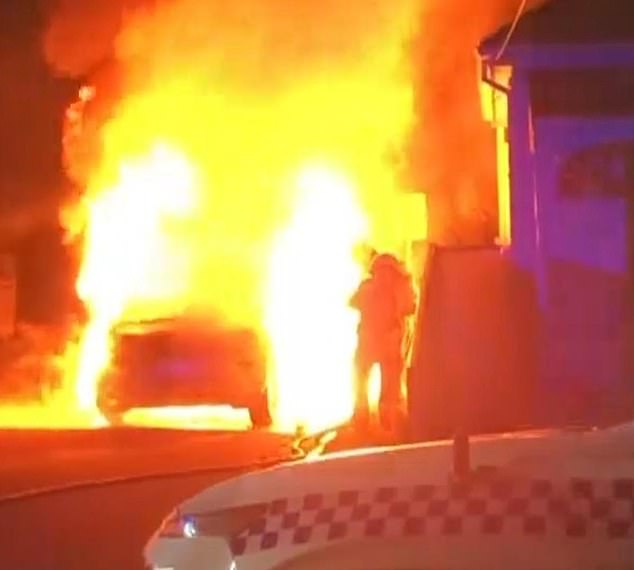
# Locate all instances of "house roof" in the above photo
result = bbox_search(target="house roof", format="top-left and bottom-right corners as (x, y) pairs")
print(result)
(480, 0), (634, 56)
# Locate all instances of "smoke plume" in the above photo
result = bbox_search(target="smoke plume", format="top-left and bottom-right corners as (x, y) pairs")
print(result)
(408, 0), (549, 243)
(44, 0), (411, 82)
(42, 0), (146, 78)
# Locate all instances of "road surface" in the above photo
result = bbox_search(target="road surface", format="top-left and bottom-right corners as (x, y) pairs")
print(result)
(0, 420), (381, 569)
(0, 426), (301, 569)
(0, 427), (295, 496)
(0, 469), (237, 570)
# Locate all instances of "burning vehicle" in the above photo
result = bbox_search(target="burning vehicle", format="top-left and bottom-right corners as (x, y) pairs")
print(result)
(0, 0), (428, 434)
(96, 316), (271, 428)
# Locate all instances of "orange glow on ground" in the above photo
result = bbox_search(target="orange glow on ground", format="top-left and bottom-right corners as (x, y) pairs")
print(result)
(121, 406), (250, 431)
(0, 403), (107, 429)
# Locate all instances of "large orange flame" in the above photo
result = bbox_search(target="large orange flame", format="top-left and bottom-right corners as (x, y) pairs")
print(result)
(1, 2), (428, 431)
(265, 164), (368, 432)
(73, 144), (199, 412)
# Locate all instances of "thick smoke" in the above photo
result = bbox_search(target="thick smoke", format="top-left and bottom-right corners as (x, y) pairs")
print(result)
(42, 0), (146, 78)
(44, 0), (409, 82)
(409, 0), (549, 244)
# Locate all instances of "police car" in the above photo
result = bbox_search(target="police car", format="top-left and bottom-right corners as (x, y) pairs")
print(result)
(145, 421), (634, 569)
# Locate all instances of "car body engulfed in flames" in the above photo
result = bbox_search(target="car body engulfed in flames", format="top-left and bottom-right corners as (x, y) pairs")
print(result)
(96, 316), (271, 428)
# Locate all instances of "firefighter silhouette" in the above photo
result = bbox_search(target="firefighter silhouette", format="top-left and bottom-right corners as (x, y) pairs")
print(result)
(349, 252), (416, 430)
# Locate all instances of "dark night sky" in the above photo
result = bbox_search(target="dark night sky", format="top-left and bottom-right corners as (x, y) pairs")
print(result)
(0, 1), (78, 323)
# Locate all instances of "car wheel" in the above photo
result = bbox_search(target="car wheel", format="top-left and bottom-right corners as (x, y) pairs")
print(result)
(97, 386), (125, 427)
(101, 407), (125, 427)
(248, 390), (272, 429)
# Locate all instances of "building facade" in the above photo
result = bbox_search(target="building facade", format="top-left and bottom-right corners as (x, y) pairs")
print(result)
(478, 0), (634, 423)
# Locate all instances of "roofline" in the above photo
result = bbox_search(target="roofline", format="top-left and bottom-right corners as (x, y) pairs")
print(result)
(479, 42), (634, 69)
